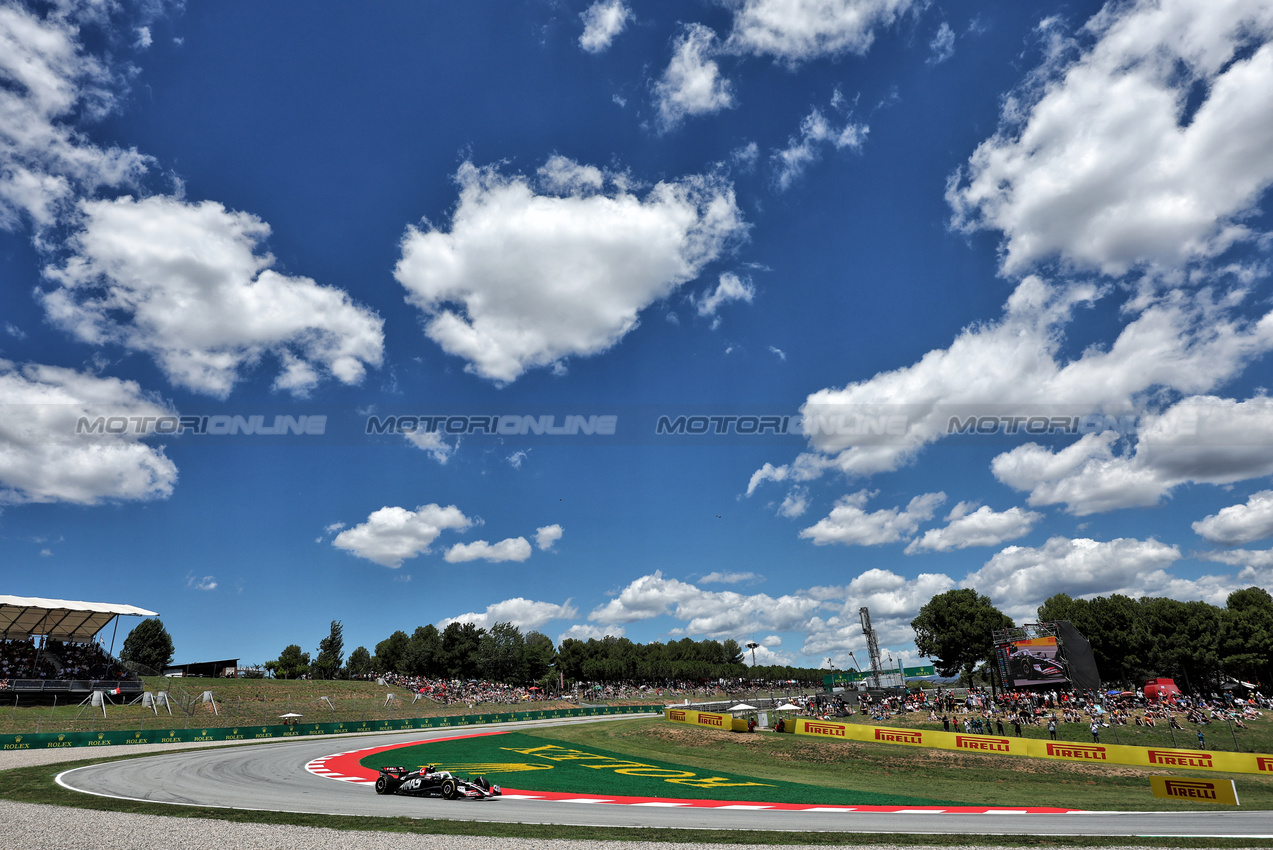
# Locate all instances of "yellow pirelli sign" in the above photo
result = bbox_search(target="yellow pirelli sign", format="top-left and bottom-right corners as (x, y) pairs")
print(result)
(1150, 776), (1239, 806)
(664, 707), (749, 732)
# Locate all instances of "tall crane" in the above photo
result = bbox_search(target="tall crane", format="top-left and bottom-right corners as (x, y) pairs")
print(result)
(859, 606), (882, 688)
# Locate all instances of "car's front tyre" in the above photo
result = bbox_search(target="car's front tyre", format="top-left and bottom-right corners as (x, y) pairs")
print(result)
(441, 778), (457, 800)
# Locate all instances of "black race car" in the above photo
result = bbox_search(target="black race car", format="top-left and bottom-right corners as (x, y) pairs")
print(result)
(374, 765), (501, 799)
(1009, 647), (1065, 680)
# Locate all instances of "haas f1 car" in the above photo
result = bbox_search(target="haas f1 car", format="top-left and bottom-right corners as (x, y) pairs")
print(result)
(374, 765), (501, 800)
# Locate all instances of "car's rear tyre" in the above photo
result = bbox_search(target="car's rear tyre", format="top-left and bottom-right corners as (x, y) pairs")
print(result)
(441, 778), (457, 800)
(375, 776), (389, 795)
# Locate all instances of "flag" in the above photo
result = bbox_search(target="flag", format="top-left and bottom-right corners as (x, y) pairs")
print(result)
(111, 687), (122, 695)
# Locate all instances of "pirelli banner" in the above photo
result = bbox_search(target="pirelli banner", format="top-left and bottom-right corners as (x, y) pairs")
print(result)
(664, 707), (749, 732)
(787, 718), (1273, 776)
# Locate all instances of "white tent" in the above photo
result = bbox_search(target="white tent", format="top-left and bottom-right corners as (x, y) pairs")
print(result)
(0, 595), (156, 641)
(727, 703), (757, 712)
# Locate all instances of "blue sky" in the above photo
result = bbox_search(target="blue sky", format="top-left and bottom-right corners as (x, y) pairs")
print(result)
(3, 0), (1273, 673)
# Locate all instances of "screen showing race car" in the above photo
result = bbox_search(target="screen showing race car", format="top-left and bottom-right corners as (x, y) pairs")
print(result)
(996, 636), (1068, 688)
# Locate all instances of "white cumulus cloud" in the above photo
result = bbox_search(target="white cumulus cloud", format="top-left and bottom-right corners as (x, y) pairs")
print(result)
(0, 3), (150, 233)
(395, 157), (745, 383)
(948, 0), (1273, 276)
(993, 395), (1273, 515)
(332, 504), (473, 568)
(800, 490), (945, 546)
(535, 524), (563, 550)
(442, 597), (578, 631)
(653, 24), (735, 130)
(905, 503), (1042, 553)
(579, 0), (632, 53)
(0, 360), (177, 504)
(1193, 490), (1273, 546)
(964, 536), (1182, 613)
(444, 537), (533, 563)
(589, 570), (827, 637)
(41, 195), (384, 398)
(750, 278), (1273, 491)
(723, 0), (921, 65)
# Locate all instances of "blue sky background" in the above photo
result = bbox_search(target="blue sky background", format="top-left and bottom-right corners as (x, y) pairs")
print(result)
(3, 0), (1273, 673)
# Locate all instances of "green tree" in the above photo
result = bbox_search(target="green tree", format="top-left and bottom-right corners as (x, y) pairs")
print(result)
(119, 618), (174, 673)
(441, 621), (485, 678)
(523, 631), (556, 684)
(345, 646), (373, 678)
(1085, 594), (1146, 684)
(403, 624), (443, 677)
(1141, 597), (1222, 691)
(477, 622), (526, 682)
(312, 620), (345, 679)
(912, 588), (1013, 682)
(373, 630), (409, 674)
(720, 638), (745, 668)
(265, 644), (311, 679)
(1221, 587), (1273, 686)
(556, 638), (587, 682)
(1037, 592), (1087, 625)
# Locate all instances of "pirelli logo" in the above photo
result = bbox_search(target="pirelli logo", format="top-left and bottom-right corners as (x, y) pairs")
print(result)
(1147, 749), (1213, 769)
(874, 728), (923, 745)
(804, 721), (846, 737)
(955, 734), (1011, 753)
(1164, 779), (1217, 799)
(699, 713), (725, 727)
(1257, 756), (1273, 772)
(668, 710), (686, 722)
(1046, 742), (1107, 760)
(1150, 776), (1239, 806)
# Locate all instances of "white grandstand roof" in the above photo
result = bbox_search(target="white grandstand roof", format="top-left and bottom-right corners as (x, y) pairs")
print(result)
(0, 595), (157, 642)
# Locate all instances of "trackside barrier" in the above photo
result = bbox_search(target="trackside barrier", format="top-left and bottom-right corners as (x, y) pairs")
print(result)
(0, 704), (654, 751)
(779, 717), (1273, 777)
(663, 707), (749, 732)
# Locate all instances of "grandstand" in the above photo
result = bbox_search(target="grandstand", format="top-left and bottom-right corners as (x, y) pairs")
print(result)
(0, 595), (156, 696)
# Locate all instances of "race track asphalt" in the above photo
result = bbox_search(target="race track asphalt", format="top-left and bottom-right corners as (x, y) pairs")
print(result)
(53, 717), (1273, 839)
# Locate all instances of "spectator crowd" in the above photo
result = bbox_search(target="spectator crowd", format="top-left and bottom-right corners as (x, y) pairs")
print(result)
(0, 637), (129, 685)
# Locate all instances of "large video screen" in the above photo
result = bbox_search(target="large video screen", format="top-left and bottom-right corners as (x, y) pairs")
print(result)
(996, 636), (1067, 688)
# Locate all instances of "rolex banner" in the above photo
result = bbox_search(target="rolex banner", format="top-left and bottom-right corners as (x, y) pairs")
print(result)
(0, 704), (655, 751)
(782, 718), (1273, 777)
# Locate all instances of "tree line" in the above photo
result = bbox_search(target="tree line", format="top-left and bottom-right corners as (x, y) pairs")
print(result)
(260, 620), (828, 686)
(911, 586), (1273, 692)
(122, 584), (1273, 693)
